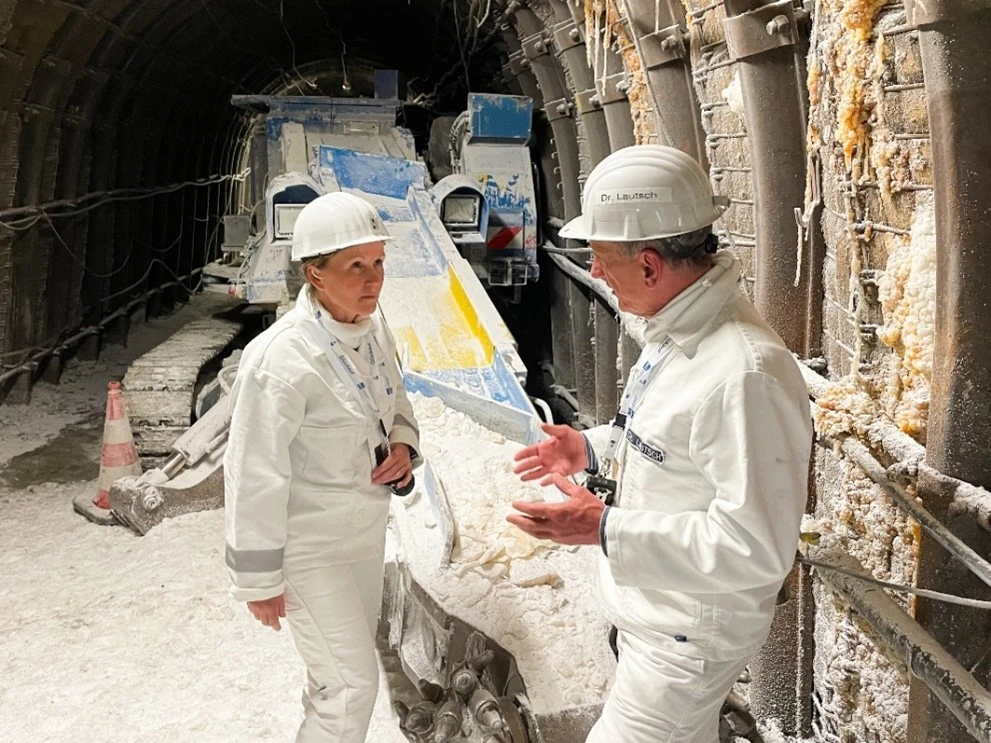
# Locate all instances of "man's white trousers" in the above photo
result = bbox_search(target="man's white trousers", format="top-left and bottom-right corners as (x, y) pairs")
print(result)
(587, 630), (750, 743)
(283, 555), (384, 743)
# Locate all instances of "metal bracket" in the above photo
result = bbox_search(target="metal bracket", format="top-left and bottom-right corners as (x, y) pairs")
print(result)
(574, 89), (602, 115)
(552, 21), (584, 53)
(544, 98), (573, 122)
(904, 0), (985, 27)
(724, 0), (798, 61)
(521, 33), (551, 60)
(640, 24), (689, 69)
(598, 72), (629, 105)
(506, 52), (530, 77)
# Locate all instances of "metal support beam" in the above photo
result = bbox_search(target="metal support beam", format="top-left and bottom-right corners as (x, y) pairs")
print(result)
(722, 0), (815, 356)
(5, 367), (33, 405)
(599, 70), (636, 150)
(78, 331), (101, 361)
(593, 298), (620, 423)
(622, 0), (708, 163)
(548, 264), (576, 390)
(570, 282), (597, 427)
(906, 6), (991, 742)
(105, 313), (130, 347)
(39, 352), (63, 385)
(720, 2), (820, 730)
(550, 15), (613, 167)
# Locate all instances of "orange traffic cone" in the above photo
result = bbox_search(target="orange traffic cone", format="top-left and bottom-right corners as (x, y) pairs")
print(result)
(73, 381), (142, 525)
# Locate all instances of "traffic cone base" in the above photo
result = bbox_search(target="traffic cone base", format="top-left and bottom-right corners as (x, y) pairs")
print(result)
(75, 380), (142, 525)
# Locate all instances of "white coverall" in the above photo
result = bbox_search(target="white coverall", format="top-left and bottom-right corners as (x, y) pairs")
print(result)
(224, 285), (421, 743)
(584, 251), (813, 743)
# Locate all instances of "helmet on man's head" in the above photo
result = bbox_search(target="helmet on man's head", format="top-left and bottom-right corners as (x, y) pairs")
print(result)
(559, 145), (729, 242)
(291, 192), (394, 262)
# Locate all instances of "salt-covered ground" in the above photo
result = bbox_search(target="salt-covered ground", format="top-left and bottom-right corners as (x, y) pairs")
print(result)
(0, 301), (406, 743)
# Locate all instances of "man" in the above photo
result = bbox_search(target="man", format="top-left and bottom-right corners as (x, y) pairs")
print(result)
(508, 145), (813, 743)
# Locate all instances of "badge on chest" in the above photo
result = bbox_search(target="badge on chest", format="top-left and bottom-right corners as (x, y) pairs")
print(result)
(626, 428), (665, 464)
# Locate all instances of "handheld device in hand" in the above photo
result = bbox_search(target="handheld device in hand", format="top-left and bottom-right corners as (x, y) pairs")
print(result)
(375, 441), (416, 497)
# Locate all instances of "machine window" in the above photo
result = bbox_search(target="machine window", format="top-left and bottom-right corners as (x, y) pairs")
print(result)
(274, 204), (305, 238)
(442, 195), (480, 228)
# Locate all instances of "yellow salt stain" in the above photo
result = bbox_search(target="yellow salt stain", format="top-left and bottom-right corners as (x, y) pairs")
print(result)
(384, 269), (494, 371)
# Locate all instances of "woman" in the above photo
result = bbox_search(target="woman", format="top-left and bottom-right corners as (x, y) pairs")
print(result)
(224, 191), (421, 743)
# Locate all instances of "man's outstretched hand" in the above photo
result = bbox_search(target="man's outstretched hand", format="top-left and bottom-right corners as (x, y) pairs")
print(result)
(507, 474), (605, 546)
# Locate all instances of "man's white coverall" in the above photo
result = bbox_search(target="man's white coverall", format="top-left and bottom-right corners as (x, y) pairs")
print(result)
(224, 286), (421, 743)
(584, 251), (813, 742)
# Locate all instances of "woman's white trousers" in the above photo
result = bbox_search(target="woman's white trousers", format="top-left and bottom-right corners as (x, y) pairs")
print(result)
(284, 555), (384, 743)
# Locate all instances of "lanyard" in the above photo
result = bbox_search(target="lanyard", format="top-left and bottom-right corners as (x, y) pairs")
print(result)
(599, 337), (677, 474)
(307, 310), (395, 449)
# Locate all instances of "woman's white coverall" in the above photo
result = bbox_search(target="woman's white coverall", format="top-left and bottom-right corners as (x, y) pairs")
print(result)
(224, 286), (421, 743)
(584, 251), (814, 742)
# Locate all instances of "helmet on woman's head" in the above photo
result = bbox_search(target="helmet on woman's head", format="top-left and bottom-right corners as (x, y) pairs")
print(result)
(559, 145), (729, 242)
(291, 192), (394, 262)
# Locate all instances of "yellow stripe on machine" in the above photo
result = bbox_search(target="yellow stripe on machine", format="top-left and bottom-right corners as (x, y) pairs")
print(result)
(446, 266), (494, 365)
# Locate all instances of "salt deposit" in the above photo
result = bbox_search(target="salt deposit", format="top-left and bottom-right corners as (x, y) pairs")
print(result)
(722, 71), (746, 122)
(392, 392), (615, 714)
(877, 193), (937, 440)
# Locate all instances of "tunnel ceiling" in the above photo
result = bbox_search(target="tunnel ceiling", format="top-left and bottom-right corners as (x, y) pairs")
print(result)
(0, 0), (510, 357)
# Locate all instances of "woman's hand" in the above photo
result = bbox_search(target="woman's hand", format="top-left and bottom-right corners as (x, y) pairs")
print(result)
(513, 423), (589, 483)
(372, 443), (413, 488)
(247, 594), (286, 631)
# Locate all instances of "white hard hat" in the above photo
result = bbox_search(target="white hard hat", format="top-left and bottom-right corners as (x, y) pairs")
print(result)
(291, 192), (394, 262)
(559, 145), (730, 242)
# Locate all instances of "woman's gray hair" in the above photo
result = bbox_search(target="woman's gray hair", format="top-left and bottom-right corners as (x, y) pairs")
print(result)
(617, 227), (718, 270)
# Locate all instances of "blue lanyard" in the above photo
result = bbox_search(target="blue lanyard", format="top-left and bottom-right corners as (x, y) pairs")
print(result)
(599, 337), (676, 474)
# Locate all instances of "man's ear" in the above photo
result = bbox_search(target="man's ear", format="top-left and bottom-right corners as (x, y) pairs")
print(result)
(641, 248), (663, 287)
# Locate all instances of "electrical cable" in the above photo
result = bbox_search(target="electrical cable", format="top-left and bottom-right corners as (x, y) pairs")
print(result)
(800, 554), (991, 611)
(451, 0), (472, 91)
(42, 212), (134, 280)
(0, 170), (248, 227)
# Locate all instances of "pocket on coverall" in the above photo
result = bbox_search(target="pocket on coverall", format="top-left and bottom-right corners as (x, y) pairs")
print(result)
(299, 425), (357, 488)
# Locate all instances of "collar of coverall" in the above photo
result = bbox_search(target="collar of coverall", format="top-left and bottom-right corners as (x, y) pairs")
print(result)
(294, 284), (376, 349)
(642, 249), (741, 357)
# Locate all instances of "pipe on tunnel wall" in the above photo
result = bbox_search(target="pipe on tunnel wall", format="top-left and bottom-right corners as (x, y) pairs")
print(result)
(506, 2), (599, 424)
(814, 548), (991, 743)
(621, 0), (708, 163)
(548, 1), (613, 168)
(720, 0), (822, 734)
(722, 0), (815, 356)
(905, 3), (991, 742)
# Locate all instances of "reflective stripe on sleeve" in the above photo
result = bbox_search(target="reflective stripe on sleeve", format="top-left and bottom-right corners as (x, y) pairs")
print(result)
(225, 544), (285, 573)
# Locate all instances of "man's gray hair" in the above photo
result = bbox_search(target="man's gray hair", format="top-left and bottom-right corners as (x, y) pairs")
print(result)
(618, 226), (718, 270)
